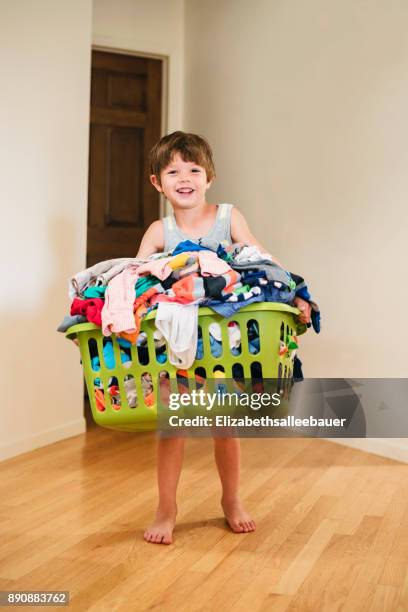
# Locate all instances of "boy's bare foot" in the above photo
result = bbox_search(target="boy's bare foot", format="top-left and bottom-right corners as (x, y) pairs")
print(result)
(144, 506), (177, 544)
(221, 497), (256, 533)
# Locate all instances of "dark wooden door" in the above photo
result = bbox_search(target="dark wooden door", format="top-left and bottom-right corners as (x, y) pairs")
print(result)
(87, 50), (162, 266)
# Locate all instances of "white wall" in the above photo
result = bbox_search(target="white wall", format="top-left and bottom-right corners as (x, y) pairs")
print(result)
(0, 0), (92, 460)
(184, 0), (408, 380)
(92, 0), (184, 141)
(184, 0), (408, 462)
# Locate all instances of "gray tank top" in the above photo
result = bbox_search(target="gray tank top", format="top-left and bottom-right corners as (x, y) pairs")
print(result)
(162, 203), (233, 252)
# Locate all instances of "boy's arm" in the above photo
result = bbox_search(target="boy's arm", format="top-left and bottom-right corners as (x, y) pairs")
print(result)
(135, 220), (164, 258)
(230, 207), (283, 267)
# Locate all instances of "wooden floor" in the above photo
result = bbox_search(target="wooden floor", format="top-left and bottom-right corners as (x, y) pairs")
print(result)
(1, 425), (407, 612)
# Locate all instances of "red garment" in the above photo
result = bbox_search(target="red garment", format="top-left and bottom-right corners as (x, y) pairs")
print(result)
(70, 298), (104, 326)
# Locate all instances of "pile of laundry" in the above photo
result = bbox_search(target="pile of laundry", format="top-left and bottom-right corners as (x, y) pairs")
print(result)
(59, 240), (320, 410)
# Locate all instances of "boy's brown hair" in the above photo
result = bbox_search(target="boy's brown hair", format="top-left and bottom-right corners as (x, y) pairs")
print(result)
(149, 131), (216, 184)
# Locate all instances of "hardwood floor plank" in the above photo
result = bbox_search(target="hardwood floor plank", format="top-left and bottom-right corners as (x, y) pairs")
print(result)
(2, 427), (408, 611)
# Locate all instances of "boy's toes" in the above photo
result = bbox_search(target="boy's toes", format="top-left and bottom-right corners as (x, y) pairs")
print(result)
(229, 520), (244, 533)
(162, 533), (172, 545)
(143, 530), (152, 542)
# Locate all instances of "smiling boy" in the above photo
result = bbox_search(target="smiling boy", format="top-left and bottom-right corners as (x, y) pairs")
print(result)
(137, 131), (311, 544)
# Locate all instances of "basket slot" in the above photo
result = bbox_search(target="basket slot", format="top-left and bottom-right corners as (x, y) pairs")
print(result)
(141, 371), (154, 407)
(277, 362), (283, 394)
(194, 366), (207, 389)
(93, 378), (105, 412)
(195, 325), (204, 361)
(158, 370), (171, 405)
(176, 370), (189, 395)
(96, 371), (114, 412)
(232, 362), (244, 383)
(230, 320), (242, 356)
(209, 322), (224, 358)
(122, 374), (137, 409)
(88, 338), (99, 371)
(247, 319), (260, 356)
(250, 361), (264, 393)
(280, 321), (285, 342)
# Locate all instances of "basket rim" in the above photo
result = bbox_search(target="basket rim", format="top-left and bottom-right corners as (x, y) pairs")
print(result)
(65, 301), (305, 339)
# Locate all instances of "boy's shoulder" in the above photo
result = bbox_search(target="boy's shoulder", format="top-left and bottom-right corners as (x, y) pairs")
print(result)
(137, 219), (164, 257)
(146, 219), (164, 243)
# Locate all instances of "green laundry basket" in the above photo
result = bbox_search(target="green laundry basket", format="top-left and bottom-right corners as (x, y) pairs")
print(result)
(66, 303), (306, 432)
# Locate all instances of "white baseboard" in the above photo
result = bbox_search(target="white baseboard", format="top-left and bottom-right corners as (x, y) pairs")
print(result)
(326, 438), (408, 464)
(0, 419), (87, 462)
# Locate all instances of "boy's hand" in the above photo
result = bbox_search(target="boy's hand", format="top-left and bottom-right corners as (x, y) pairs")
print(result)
(293, 297), (312, 324)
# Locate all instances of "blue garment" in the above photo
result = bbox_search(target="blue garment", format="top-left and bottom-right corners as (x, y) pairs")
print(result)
(206, 292), (265, 318)
(291, 273), (321, 334)
(194, 333), (258, 359)
(293, 355), (304, 381)
(262, 284), (296, 304)
(240, 270), (268, 284)
(91, 340), (131, 371)
(216, 243), (232, 261)
(295, 286), (320, 333)
(249, 338), (260, 354)
(195, 335), (223, 359)
(172, 240), (211, 256)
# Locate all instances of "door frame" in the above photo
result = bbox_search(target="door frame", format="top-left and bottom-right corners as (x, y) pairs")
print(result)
(91, 44), (168, 220)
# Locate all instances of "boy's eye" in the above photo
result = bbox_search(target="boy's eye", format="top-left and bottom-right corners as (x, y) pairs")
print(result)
(192, 168), (201, 173)
(167, 170), (177, 174)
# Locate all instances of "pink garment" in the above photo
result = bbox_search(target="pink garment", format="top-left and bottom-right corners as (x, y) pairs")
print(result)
(197, 251), (231, 276)
(101, 258), (172, 336)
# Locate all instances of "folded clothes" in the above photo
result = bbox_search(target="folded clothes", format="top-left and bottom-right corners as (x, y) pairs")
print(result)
(69, 257), (137, 301)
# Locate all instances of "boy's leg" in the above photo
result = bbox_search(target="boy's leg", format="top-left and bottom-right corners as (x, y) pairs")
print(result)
(213, 437), (256, 533)
(144, 436), (185, 544)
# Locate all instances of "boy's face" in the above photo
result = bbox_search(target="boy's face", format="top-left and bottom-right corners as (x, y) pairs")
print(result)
(150, 152), (212, 208)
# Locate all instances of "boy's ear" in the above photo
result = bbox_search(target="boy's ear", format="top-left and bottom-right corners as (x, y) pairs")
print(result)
(150, 174), (163, 193)
(206, 179), (213, 191)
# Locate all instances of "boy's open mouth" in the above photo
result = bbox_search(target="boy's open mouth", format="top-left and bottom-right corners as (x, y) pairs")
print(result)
(176, 188), (194, 194)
